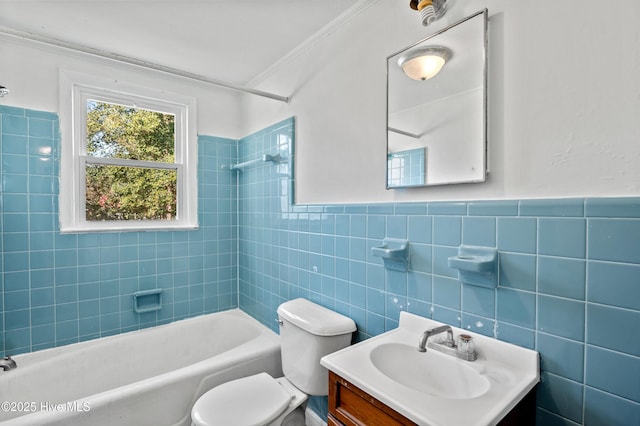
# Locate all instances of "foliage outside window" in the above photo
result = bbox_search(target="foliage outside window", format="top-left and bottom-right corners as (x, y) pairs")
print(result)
(59, 71), (198, 232)
(85, 101), (177, 221)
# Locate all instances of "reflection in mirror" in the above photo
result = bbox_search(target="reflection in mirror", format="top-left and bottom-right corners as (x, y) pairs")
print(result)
(388, 148), (425, 187)
(387, 9), (487, 188)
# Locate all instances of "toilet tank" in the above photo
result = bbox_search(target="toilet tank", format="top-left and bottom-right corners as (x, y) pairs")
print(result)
(277, 298), (356, 396)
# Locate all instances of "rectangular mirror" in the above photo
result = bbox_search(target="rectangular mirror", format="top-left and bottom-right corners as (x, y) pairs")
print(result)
(387, 9), (488, 188)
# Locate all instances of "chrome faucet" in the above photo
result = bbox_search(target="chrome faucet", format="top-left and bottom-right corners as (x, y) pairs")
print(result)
(418, 325), (454, 352)
(0, 356), (17, 371)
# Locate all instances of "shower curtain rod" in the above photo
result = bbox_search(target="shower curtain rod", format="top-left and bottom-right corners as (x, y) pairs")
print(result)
(0, 25), (290, 103)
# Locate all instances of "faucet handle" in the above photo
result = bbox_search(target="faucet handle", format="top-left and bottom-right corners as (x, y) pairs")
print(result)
(457, 334), (475, 354)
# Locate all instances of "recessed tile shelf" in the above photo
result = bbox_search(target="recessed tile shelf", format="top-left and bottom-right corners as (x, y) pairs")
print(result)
(448, 245), (498, 288)
(133, 289), (163, 314)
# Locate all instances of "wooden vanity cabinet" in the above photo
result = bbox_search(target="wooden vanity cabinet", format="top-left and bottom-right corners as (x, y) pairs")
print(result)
(327, 371), (536, 426)
(328, 371), (417, 426)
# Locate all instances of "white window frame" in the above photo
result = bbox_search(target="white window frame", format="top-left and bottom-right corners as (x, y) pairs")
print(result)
(59, 70), (198, 233)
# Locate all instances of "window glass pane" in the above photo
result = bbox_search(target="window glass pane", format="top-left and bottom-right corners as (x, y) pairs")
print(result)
(86, 100), (175, 162)
(85, 164), (177, 221)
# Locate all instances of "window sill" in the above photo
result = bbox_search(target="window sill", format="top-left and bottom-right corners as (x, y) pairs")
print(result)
(59, 221), (199, 234)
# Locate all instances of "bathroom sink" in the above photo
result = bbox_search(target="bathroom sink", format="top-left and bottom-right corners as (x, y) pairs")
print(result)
(370, 343), (490, 400)
(321, 312), (539, 426)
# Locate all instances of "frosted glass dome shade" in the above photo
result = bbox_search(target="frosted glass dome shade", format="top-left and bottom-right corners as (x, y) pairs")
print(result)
(398, 46), (452, 81)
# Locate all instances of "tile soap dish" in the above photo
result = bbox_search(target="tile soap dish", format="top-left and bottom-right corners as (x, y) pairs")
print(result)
(372, 238), (410, 272)
(448, 245), (498, 288)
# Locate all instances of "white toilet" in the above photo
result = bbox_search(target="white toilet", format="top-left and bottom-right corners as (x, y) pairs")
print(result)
(191, 298), (356, 426)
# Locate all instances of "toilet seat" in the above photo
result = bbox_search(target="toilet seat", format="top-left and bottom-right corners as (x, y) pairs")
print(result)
(191, 373), (294, 426)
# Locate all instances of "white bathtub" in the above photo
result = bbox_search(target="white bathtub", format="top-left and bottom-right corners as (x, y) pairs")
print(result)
(0, 309), (282, 425)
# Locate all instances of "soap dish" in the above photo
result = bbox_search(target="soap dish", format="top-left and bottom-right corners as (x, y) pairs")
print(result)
(448, 245), (498, 288)
(372, 238), (410, 272)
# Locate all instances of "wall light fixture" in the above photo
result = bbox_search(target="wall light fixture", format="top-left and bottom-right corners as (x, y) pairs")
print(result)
(409, 0), (448, 26)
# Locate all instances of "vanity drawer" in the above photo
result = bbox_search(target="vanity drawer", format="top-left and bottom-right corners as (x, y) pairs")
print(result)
(328, 371), (417, 426)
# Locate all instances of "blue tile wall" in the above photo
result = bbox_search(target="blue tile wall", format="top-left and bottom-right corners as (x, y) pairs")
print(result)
(1, 106), (238, 356)
(3, 107), (639, 425)
(237, 119), (640, 425)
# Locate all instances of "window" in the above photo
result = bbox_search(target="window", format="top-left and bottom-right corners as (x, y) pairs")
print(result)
(60, 71), (198, 232)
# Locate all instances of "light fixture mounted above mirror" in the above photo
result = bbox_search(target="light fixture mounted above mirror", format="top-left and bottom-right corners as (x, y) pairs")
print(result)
(409, 0), (448, 27)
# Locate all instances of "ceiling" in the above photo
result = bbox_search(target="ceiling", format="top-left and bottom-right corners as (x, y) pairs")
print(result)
(0, 0), (363, 86)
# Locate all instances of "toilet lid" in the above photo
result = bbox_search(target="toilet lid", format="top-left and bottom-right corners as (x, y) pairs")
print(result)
(192, 372), (292, 426)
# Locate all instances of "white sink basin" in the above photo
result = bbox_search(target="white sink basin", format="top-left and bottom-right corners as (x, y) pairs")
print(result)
(370, 343), (490, 400)
(321, 312), (539, 426)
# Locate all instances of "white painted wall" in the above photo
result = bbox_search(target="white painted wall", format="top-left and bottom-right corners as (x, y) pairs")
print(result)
(0, 36), (243, 139)
(241, 0), (640, 204)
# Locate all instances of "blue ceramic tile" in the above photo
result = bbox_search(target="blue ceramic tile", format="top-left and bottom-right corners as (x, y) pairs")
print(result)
(366, 312), (385, 336)
(586, 345), (640, 402)
(428, 202), (467, 215)
(499, 252), (536, 291)
(588, 219), (640, 264)
(537, 372), (584, 423)
(349, 283), (366, 308)
(468, 200), (519, 216)
(584, 386), (640, 426)
(433, 216), (461, 246)
(366, 215), (385, 239)
(2, 114), (28, 135)
(407, 271), (432, 301)
(386, 294), (407, 320)
(349, 237), (366, 261)
(4, 290), (30, 311)
(5, 309), (30, 330)
(587, 261), (640, 310)
(537, 332), (584, 382)
(4, 213), (28, 232)
(538, 295), (585, 341)
(394, 203), (426, 215)
(587, 304), (640, 356)
(496, 322), (535, 349)
(496, 288), (536, 329)
(2, 193), (28, 212)
(367, 204), (393, 214)
(366, 264), (385, 290)
(30, 250), (54, 269)
(344, 205), (367, 214)
(386, 215), (407, 239)
(28, 118), (54, 138)
(0, 105), (25, 116)
(3, 232), (29, 252)
(461, 313), (494, 337)
(3, 251), (29, 272)
(462, 216), (496, 247)
(409, 243), (432, 274)
(462, 284), (495, 318)
(433, 245), (457, 278)
(31, 287), (54, 307)
(2, 134), (28, 155)
(497, 217), (537, 254)
(432, 275), (461, 310)
(586, 197), (640, 218)
(520, 199), (584, 217)
(349, 261), (366, 286)
(407, 216), (432, 244)
(538, 257), (586, 300)
(539, 218), (586, 258)
(26, 110), (57, 120)
(350, 215), (366, 237)
(406, 298), (431, 318)
(431, 306), (461, 326)
(535, 408), (579, 426)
